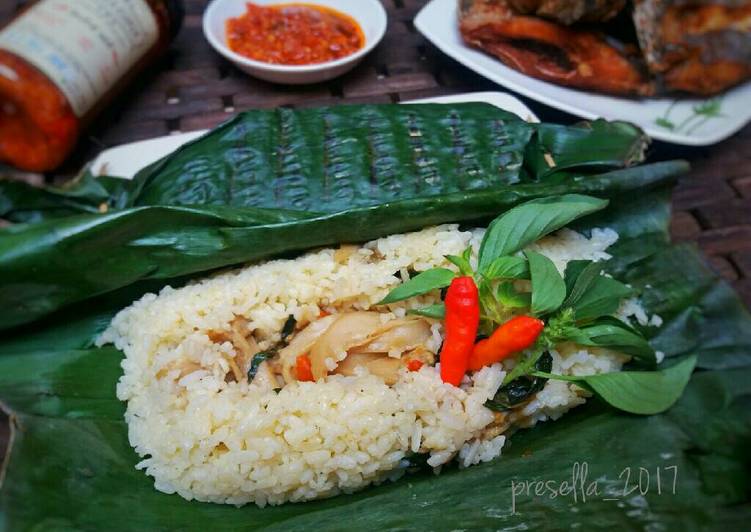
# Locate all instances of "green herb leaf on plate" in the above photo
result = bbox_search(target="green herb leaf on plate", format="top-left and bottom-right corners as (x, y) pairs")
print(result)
(477, 194), (609, 271)
(535, 355), (696, 415)
(280, 315), (297, 342)
(482, 256), (529, 280)
(478, 278), (503, 330)
(526, 250), (566, 316)
(379, 268), (456, 304)
(562, 260), (603, 308)
(247, 351), (275, 381)
(407, 303), (446, 319)
(486, 351), (552, 411)
(502, 345), (546, 385)
(571, 275), (633, 321)
(578, 318), (657, 365)
(541, 307), (586, 344)
(445, 247), (474, 276)
(496, 281), (531, 309)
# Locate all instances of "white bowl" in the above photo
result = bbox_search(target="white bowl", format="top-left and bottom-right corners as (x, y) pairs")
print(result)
(203, 0), (388, 84)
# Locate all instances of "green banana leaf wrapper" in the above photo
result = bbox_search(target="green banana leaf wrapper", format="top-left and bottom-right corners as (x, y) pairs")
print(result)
(0, 104), (661, 330)
(0, 104), (749, 530)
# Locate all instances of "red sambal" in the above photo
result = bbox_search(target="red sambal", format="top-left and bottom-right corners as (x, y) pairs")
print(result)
(226, 3), (365, 65)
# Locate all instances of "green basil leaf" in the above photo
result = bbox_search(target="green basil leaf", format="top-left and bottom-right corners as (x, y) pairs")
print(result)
(407, 304), (445, 319)
(445, 246), (474, 276)
(502, 345), (546, 385)
(496, 281), (531, 309)
(486, 352), (552, 411)
(552, 324), (592, 345)
(281, 315), (297, 342)
(572, 276), (633, 321)
(562, 259), (632, 321)
(563, 260), (592, 295)
(247, 351), (275, 381)
(535, 355), (696, 415)
(445, 254), (473, 276)
(477, 194), (609, 271)
(579, 319), (656, 365)
(526, 250), (566, 316)
(378, 268), (455, 304)
(563, 260), (604, 308)
(478, 278), (500, 324)
(483, 256), (529, 280)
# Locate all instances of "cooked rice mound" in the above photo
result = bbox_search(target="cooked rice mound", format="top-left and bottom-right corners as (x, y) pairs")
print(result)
(101, 224), (639, 507)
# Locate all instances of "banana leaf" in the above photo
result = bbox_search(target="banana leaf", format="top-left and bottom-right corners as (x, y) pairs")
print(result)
(0, 161), (685, 331)
(1, 104), (649, 223)
(0, 104), (676, 331)
(1, 184), (750, 530)
(0, 104), (748, 529)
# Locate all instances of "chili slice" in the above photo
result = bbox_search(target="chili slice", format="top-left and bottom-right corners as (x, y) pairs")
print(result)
(407, 359), (424, 372)
(296, 354), (314, 382)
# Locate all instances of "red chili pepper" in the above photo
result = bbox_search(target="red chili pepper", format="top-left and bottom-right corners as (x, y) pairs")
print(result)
(468, 316), (544, 371)
(407, 359), (424, 372)
(296, 354), (314, 381)
(440, 276), (480, 386)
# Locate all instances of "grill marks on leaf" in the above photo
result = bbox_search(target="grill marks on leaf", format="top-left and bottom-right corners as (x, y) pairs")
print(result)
(225, 116), (276, 208)
(407, 112), (440, 193)
(366, 109), (402, 198)
(445, 110), (483, 190)
(323, 108), (385, 203)
(321, 112), (357, 205)
(491, 119), (527, 184)
(275, 109), (312, 210)
(173, 157), (225, 204)
(130, 104), (534, 212)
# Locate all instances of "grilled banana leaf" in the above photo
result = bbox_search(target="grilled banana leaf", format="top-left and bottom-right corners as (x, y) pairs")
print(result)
(0, 104), (668, 330)
(1, 104), (647, 222)
(0, 161), (686, 330)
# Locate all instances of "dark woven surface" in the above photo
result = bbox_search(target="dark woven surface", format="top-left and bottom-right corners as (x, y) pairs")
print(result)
(1, 0), (750, 469)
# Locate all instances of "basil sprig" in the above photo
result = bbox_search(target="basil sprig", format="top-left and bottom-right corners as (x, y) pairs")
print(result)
(378, 268), (455, 304)
(483, 256), (529, 280)
(445, 247), (474, 276)
(563, 260), (633, 320)
(525, 250), (566, 315)
(379, 195), (608, 319)
(533, 356), (696, 415)
(496, 281), (530, 308)
(376, 194), (690, 416)
(578, 317), (657, 365)
(477, 194), (608, 271)
(486, 351), (553, 411)
(407, 304), (446, 319)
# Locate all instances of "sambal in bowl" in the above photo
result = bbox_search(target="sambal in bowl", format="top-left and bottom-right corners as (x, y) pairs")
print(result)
(203, 0), (388, 84)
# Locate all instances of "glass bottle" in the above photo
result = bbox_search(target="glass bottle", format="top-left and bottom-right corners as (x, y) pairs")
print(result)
(0, 0), (183, 171)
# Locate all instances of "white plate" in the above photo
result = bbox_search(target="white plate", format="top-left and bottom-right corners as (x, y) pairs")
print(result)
(414, 0), (751, 146)
(91, 91), (538, 179)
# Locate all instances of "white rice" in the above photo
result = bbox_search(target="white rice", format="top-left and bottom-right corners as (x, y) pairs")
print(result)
(100, 223), (645, 507)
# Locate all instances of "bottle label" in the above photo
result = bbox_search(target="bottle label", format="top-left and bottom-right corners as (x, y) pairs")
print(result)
(0, 0), (159, 117)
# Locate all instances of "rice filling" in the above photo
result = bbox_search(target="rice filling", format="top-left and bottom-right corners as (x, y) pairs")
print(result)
(100, 223), (645, 507)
